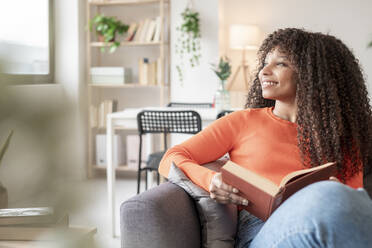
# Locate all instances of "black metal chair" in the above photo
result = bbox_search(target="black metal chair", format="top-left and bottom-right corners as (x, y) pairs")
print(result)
(216, 110), (234, 119)
(167, 102), (213, 108)
(136, 110), (202, 194)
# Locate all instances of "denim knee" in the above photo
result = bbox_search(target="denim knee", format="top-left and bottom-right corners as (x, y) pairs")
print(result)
(250, 181), (372, 248)
(278, 181), (372, 227)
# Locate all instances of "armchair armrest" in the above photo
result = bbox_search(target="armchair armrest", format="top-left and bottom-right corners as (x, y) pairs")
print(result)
(120, 182), (201, 248)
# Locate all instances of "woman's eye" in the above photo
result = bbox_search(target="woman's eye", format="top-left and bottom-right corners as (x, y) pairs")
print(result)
(277, 62), (287, 66)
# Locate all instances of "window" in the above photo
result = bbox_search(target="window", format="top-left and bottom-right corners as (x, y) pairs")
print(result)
(0, 0), (54, 84)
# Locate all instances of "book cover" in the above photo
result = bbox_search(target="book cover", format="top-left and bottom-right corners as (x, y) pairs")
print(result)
(221, 161), (337, 220)
(138, 58), (149, 85)
(145, 19), (156, 42)
(156, 57), (163, 85)
(0, 207), (54, 226)
(133, 20), (144, 42)
(139, 18), (151, 42)
(152, 16), (162, 43)
(126, 22), (138, 41)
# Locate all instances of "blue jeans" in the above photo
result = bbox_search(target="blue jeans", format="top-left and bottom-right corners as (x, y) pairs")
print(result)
(235, 181), (372, 248)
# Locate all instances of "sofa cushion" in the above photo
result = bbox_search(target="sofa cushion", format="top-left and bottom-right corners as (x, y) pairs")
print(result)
(168, 162), (237, 248)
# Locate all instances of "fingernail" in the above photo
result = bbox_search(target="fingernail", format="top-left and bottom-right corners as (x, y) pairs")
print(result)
(233, 188), (239, 193)
(242, 200), (248, 206)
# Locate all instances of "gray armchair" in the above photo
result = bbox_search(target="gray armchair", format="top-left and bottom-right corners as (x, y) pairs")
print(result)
(120, 170), (372, 248)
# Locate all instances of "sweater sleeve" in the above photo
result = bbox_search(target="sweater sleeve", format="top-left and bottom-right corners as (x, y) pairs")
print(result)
(158, 111), (243, 192)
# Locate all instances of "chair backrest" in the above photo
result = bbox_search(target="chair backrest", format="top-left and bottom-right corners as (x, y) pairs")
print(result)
(216, 110), (234, 119)
(137, 110), (202, 135)
(167, 102), (213, 108)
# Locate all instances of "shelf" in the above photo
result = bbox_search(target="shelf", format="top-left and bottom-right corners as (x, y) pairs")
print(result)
(90, 41), (164, 47)
(89, 84), (160, 88)
(93, 164), (137, 172)
(89, 0), (168, 6)
(86, 0), (170, 180)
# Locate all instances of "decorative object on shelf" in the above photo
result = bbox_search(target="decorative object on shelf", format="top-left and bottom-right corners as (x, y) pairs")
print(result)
(211, 57), (232, 112)
(90, 14), (129, 53)
(90, 67), (132, 85)
(175, 1), (202, 83)
(226, 24), (260, 91)
(0, 130), (13, 208)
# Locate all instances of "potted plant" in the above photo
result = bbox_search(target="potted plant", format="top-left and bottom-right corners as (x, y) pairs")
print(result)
(211, 56), (232, 111)
(175, 7), (202, 83)
(211, 56), (232, 82)
(0, 130), (13, 208)
(90, 14), (129, 53)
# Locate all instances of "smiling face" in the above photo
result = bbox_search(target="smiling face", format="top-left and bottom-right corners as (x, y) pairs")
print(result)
(258, 47), (298, 104)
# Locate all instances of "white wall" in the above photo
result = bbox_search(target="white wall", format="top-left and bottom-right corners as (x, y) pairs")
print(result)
(221, 0), (372, 94)
(170, 0), (219, 103)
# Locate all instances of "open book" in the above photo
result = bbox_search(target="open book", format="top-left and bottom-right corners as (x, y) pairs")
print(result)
(221, 161), (337, 221)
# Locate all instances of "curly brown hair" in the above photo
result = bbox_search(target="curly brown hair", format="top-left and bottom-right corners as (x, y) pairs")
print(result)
(246, 28), (372, 181)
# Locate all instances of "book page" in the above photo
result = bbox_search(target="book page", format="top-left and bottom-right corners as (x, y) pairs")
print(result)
(0, 207), (53, 217)
(279, 162), (336, 188)
(223, 161), (280, 196)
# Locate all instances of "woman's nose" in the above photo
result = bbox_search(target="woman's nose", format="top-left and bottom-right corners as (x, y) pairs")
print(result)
(260, 64), (272, 76)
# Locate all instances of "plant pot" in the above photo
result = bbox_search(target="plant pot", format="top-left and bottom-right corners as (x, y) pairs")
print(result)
(97, 34), (115, 42)
(0, 182), (8, 208)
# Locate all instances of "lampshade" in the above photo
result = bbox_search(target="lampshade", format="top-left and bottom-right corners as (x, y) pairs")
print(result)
(229, 24), (260, 50)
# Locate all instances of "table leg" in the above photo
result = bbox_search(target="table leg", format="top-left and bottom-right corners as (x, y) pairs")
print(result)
(145, 134), (153, 188)
(106, 116), (117, 237)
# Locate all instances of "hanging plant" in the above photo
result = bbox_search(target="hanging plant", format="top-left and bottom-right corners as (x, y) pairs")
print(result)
(175, 7), (202, 83)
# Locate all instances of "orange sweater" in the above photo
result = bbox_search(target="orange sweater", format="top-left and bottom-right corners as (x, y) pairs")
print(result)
(159, 107), (363, 192)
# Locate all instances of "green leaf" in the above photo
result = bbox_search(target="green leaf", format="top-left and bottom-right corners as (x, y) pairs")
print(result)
(368, 41), (372, 48)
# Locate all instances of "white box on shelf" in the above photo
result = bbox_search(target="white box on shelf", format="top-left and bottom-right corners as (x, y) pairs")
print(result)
(96, 134), (124, 167)
(126, 135), (149, 170)
(90, 67), (132, 84)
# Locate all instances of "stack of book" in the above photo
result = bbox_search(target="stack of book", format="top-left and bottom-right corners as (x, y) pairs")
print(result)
(90, 99), (118, 128)
(138, 57), (162, 86)
(125, 16), (162, 43)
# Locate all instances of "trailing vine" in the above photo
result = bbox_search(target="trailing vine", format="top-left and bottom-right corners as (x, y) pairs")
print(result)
(175, 7), (202, 83)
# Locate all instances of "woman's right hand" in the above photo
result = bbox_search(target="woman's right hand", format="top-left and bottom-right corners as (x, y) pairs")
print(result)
(209, 172), (249, 206)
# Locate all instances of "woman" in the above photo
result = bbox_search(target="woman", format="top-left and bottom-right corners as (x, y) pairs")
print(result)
(159, 28), (372, 247)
